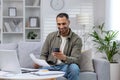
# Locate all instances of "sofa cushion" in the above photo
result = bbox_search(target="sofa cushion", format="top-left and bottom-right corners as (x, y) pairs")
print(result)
(0, 43), (17, 50)
(79, 49), (94, 72)
(57, 72), (97, 80)
(18, 42), (41, 68)
(80, 72), (97, 80)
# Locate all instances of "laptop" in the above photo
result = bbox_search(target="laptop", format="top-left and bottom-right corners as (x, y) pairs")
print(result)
(0, 50), (39, 74)
(0, 50), (22, 74)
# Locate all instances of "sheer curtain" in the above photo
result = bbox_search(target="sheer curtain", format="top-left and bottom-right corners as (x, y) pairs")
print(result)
(106, 0), (120, 40)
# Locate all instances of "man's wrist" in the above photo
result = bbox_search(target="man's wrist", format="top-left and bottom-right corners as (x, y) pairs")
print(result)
(62, 56), (67, 63)
(63, 55), (67, 61)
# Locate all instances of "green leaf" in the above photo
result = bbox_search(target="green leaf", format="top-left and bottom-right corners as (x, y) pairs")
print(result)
(90, 23), (119, 62)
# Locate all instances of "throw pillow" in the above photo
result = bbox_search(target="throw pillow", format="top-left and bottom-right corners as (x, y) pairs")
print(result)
(18, 42), (41, 68)
(79, 49), (94, 72)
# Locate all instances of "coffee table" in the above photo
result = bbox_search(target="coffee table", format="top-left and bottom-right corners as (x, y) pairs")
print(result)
(0, 71), (64, 80)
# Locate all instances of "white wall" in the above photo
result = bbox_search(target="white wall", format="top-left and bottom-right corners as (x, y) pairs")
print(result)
(41, 0), (106, 28)
(41, 0), (95, 18)
(105, 0), (111, 29)
(94, 0), (105, 26)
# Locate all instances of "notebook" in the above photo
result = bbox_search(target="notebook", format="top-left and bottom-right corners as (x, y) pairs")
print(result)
(0, 50), (38, 74)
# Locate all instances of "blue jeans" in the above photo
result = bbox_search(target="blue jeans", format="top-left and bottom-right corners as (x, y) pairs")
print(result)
(41, 63), (80, 80)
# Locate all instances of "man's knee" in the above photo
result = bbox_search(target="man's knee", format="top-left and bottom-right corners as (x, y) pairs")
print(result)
(68, 64), (80, 74)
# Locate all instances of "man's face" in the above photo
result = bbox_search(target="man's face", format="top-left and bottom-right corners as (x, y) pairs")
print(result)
(56, 17), (70, 36)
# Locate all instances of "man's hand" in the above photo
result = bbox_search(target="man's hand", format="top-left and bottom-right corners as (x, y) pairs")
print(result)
(52, 51), (67, 61)
(34, 63), (40, 69)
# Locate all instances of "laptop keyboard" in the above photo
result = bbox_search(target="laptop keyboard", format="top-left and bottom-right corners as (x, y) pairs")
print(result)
(21, 68), (39, 73)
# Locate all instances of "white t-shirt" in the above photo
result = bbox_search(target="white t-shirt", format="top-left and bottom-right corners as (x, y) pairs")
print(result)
(57, 36), (67, 64)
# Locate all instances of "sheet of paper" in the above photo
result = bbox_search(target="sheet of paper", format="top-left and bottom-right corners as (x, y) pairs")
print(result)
(0, 71), (16, 77)
(0, 71), (9, 76)
(29, 53), (50, 67)
(31, 70), (65, 76)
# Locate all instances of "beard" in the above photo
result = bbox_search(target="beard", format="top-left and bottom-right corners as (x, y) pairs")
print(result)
(59, 27), (69, 36)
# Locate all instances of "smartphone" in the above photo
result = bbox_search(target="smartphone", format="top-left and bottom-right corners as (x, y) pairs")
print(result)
(53, 48), (60, 52)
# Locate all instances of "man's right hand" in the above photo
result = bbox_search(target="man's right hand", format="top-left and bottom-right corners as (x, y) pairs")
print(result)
(34, 63), (40, 69)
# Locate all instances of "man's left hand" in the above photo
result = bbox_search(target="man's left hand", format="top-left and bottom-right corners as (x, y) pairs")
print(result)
(52, 51), (66, 61)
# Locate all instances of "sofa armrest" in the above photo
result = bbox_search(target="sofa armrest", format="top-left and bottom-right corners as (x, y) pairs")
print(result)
(93, 58), (110, 80)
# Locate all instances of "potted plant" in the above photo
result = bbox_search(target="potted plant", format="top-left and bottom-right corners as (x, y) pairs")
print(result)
(90, 23), (120, 80)
(90, 23), (120, 62)
(27, 31), (37, 39)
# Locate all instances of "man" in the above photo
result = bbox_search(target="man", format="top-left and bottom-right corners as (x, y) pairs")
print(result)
(35, 13), (82, 80)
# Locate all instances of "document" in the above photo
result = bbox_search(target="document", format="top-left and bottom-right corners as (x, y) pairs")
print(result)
(29, 53), (50, 67)
(31, 70), (65, 76)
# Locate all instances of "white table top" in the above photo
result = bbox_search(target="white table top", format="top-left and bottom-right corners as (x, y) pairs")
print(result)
(0, 71), (64, 80)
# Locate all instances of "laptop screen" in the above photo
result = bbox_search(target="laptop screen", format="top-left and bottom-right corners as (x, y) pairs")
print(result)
(0, 50), (22, 74)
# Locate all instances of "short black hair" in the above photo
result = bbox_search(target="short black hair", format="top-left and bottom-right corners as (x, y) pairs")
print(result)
(56, 13), (69, 19)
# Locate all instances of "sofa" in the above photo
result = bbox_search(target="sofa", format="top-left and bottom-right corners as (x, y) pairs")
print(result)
(0, 42), (110, 80)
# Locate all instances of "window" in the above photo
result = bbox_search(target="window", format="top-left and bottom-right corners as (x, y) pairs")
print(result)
(109, 0), (120, 40)
(42, 2), (94, 50)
